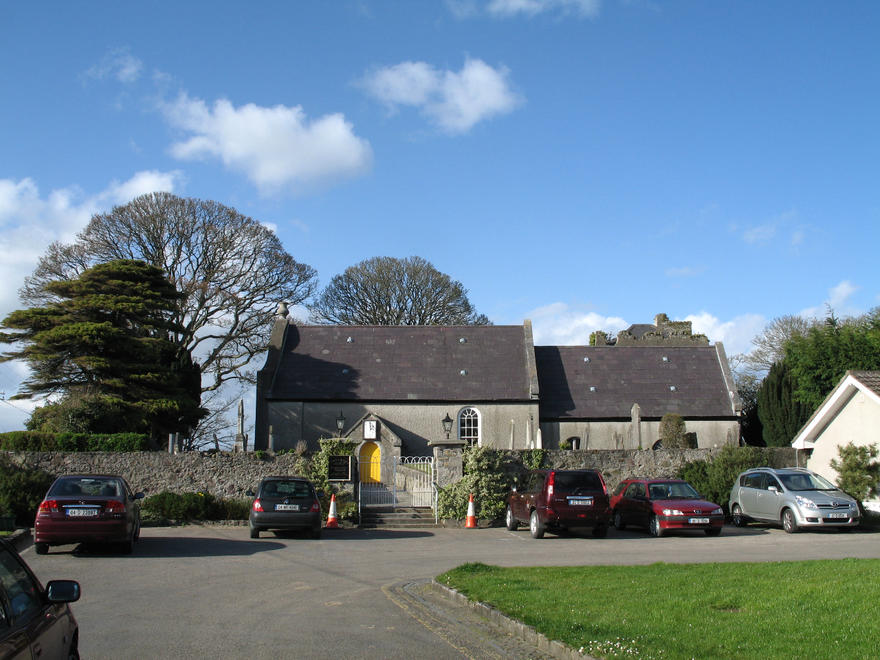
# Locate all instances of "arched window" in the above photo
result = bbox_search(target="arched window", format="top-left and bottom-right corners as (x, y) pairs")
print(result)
(458, 408), (481, 447)
(566, 437), (581, 450)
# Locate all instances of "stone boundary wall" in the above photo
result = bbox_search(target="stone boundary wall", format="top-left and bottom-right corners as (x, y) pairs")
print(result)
(4, 447), (800, 498)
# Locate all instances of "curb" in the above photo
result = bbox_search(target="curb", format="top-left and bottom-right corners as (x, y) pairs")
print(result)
(427, 580), (594, 660)
(6, 528), (32, 553)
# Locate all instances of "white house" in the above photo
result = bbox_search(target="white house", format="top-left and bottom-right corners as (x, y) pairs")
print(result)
(791, 370), (880, 512)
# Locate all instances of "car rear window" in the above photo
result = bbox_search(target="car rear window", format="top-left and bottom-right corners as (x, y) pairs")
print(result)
(261, 481), (312, 498)
(554, 472), (602, 492)
(49, 477), (121, 497)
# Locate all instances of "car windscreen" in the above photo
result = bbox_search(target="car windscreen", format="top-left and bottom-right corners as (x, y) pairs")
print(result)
(778, 472), (837, 491)
(261, 481), (312, 498)
(649, 482), (700, 500)
(554, 472), (602, 493)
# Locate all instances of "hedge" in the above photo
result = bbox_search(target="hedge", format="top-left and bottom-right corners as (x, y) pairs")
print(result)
(0, 431), (151, 452)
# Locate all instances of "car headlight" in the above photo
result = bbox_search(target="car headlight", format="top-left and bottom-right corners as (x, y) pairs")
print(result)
(662, 508), (684, 516)
(795, 495), (818, 509)
(711, 507), (723, 516)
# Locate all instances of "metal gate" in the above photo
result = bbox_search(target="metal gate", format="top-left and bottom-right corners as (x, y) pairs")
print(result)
(358, 455), (435, 512)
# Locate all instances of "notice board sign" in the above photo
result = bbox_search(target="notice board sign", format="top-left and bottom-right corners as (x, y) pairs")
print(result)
(328, 455), (353, 482)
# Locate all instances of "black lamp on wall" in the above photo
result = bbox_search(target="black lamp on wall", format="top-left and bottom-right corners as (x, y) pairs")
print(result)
(336, 411), (346, 433)
(441, 413), (453, 439)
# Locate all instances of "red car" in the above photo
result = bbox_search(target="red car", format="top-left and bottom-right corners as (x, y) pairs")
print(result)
(610, 478), (724, 537)
(34, 474), (144, 555)
(506, 469), (611, 539)
(0, 538), (80, 658)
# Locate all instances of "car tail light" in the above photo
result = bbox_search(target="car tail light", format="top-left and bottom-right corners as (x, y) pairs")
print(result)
(310, 500), (320, 513)
(38, 500), (59, 515)
(105, 500), (125, 514)
(252, 499), (263, 512)
(547, 471), (555, 497)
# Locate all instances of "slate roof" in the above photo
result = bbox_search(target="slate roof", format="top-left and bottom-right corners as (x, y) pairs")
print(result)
(535, 345), (737, 420)
(263, 323), (535, 402)
(850, 370), (880, 396)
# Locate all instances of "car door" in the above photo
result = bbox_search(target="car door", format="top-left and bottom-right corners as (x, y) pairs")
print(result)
(0, 546), (67, 660)
(755, 475), (783, 520)
(737, 473), (762, 518)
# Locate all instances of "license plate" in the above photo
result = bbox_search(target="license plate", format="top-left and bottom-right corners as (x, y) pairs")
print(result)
(827, 512), (848, 519)
(568, 497), (593, 506)
(688, 517), (710, 524)
(67, 508), (98, 517)
(275, 504), (299, 511)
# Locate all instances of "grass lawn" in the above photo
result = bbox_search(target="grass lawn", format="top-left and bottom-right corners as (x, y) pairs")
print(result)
(438, 559), (880, 659)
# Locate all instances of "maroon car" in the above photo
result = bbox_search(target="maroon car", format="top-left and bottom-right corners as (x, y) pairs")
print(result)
(506, 469), (611, 539)
(610, 478), (724, 537)
(34, 474), (144, 555)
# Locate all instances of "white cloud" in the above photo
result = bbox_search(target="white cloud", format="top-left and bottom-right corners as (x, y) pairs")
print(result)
(665, 265), (704, 278)
(0, 172), (181, 315)
(742, 209), (799, 246)
(161, 93), (373, 195)
(361, 58), (523, 134)
(487, 0), (601, 19)
(685, 312), (766, 356)
(742, 223), (777, 244)
(799, 280), (860, 319)
(84, 48), (143, 83)
(528, 302), (628, 346)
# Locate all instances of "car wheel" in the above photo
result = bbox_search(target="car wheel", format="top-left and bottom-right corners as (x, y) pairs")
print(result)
(249, 525), (260, 539)
(529, 510), (545, 539)
(34, 542), (49, 555)
(705, 527), (722, 537)
(731, 504), (746, 527)
(505, 506), (518, 531)
(592, 524), (608, 538)
(133, 520), (141, 542)
(650, 515), (664, 538)
(613, 510), (626, 531)
(782, 508), (798, 534)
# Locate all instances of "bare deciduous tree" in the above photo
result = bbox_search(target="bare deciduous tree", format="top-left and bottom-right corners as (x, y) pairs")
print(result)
(21, 192), (317, 396)
(309, 256), (489, 326)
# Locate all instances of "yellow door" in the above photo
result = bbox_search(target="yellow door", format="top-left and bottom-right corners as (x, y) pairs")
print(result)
(359, 442), (381, 484)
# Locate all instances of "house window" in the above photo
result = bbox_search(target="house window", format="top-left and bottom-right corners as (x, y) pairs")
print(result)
(459, 408), (481, 447)
(566, 437), (580, 450)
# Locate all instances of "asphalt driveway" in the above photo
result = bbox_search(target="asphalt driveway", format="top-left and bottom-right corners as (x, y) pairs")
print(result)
(20, 523), (880, 659)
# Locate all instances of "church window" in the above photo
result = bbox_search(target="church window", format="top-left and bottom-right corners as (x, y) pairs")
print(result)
(459, 408), (481, 447)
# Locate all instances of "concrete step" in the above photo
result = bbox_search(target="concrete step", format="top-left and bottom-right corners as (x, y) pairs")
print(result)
(360, 508), (438, 528)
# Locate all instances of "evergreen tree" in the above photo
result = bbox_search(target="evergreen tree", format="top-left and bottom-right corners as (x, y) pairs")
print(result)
(756, 360), (811, 446)
(830, 442), (880, 503)
(785, 311), (880, 410)
(1, 260), (205, 443)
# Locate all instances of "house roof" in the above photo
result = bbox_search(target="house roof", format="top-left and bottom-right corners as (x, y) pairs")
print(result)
(535, 345), (738, 420)
(791, 370), (880, 449)
(262, 322), (537, 402)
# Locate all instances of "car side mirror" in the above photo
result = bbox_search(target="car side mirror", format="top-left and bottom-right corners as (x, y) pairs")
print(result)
(133, 492), (145, 500)
(768, 486), (779, 493)
(46, 580), (81, 604)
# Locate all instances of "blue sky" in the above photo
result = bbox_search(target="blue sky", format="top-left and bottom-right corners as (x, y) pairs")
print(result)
(1, 1), (878, 432)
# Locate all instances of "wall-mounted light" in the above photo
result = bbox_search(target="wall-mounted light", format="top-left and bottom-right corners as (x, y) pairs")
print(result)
(336, 411), (346, 432)
(442, 413), (453, 439)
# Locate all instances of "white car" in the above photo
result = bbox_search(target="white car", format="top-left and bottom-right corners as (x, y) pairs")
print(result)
(729, 467), (860, 533)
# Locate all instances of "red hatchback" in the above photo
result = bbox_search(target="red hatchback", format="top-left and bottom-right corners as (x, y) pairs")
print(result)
(34, 474), (144, 555)
(610, 478), (724, 537)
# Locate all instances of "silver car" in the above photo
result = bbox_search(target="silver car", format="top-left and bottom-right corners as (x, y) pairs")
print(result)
(729, 467), (860, 533)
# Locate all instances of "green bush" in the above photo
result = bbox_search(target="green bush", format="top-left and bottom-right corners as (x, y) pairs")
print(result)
(0, 431), (151, 451)
(830, 442), (880, 504)
(142, 491), (223, 522)
(437, 447), (516, 522)
(0, 456), (55, 526)
(678, 444), (772, 515)
(660, 413), (688, 448)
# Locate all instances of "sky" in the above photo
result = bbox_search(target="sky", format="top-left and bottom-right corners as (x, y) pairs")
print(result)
(1, 1), (878, 433)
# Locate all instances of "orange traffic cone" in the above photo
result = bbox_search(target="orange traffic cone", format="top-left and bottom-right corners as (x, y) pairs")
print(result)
(325, 494), (340, 529)
(465, 493), (477, 529)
